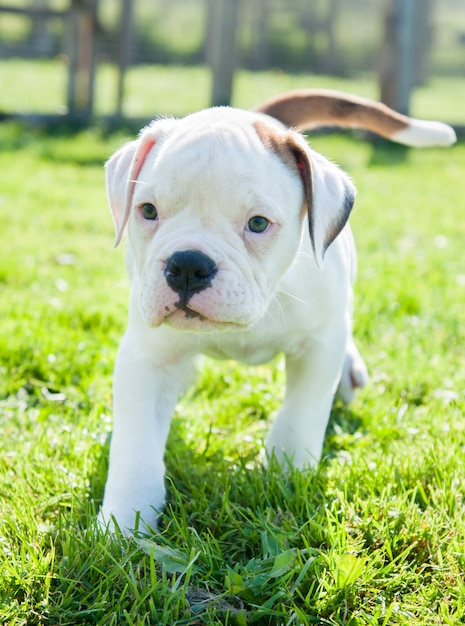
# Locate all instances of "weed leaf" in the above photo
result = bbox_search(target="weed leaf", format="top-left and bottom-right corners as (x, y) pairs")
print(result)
(269, 549), (296, 578)
(334, 553), (366, 589)
(137, 539), (190, 574)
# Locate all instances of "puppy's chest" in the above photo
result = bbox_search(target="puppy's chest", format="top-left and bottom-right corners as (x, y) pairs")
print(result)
(203, 325), (303, 366)
(201, 284), (321, 365)
(204, 341), (280, 366)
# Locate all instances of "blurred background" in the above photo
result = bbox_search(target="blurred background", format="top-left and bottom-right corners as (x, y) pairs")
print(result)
(0, 0), (463, 128)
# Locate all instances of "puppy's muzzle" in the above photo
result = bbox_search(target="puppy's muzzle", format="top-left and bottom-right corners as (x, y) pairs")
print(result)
(164, 250), (217, 302)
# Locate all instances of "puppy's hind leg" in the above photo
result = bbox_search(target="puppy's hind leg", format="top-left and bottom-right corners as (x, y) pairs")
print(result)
(337, 332), (368, 405)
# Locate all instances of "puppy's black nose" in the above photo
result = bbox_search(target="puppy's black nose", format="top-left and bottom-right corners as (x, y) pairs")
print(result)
(164, 250), (217, 296)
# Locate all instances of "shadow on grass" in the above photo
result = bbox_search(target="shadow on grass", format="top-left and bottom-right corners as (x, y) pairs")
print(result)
(74, 400), (367, 622)
(368, 138), (410, 167)
(160, 400), (364, 535)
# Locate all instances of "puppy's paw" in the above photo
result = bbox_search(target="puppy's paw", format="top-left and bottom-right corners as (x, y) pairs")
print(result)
(337, 345), (369, 405)
(99, 469), (166, 537)
(98, 502), (161, 537)
(97, 508), (159, 537)
(265, 426), (322, 471)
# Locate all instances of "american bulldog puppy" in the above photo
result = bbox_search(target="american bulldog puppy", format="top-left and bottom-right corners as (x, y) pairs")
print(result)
(100, 89), (455, 533)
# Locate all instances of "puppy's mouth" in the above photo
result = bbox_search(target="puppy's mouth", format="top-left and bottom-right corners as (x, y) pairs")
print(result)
(174, 300), (206, 321)
(159, 300), (248, 333)
(166, 311), (244, 332)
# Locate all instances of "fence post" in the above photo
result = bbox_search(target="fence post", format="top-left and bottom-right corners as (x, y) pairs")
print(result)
(207, 0), (239, 107)
(115, 0), (134, 118)
(66, 0), (97, 119)
(251, 0), (270, 70)
(378, 0), (418, 115)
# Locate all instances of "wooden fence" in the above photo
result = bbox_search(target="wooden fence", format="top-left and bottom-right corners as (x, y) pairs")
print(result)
(0, 0), (459, 123)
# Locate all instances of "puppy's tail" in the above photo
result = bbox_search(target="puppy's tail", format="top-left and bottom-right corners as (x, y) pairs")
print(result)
(255, 89), (456, 148)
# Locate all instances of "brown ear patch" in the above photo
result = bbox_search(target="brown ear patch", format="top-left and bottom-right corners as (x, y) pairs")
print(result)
(125, 137), (157, 214)
(253, 119), (316, 252)
(112, 134), (157, 248)
(253, 119), (313, 213)
(253, 120), (310, 185)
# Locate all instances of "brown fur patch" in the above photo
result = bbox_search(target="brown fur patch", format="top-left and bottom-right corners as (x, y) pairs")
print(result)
(253, 119), (315, 249)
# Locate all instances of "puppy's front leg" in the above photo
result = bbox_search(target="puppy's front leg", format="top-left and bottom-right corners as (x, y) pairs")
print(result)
(100, 333), (191, 534)
(266, 331), (347, 468)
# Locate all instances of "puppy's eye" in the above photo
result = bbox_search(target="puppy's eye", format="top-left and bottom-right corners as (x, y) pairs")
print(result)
(140, 202), (158, 220)
(247, 215), (270, 233)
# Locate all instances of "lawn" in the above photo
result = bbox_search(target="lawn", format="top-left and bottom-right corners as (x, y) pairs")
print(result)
(0, 79), (465, 624)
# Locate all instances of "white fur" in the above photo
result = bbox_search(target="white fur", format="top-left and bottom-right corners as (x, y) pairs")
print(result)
(392, 119), (457, 148)
(100, 107), (368, 534)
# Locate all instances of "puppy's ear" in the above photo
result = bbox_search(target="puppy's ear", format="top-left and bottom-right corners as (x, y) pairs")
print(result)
(254, 120), (355, 267)
(105, 126), (158, 247)
(292, 140), (356, 267)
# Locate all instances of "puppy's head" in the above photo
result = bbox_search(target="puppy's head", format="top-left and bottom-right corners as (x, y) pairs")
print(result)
(105, 108), (355, 332)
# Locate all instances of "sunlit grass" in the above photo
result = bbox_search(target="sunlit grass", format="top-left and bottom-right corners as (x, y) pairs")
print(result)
(0, 94), (464, 623)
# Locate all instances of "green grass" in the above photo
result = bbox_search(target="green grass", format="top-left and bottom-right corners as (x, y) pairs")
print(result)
(1, 91), (465, 623)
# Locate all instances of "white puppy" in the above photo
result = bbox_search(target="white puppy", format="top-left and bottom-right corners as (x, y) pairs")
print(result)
(101, 89), (455, 533)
